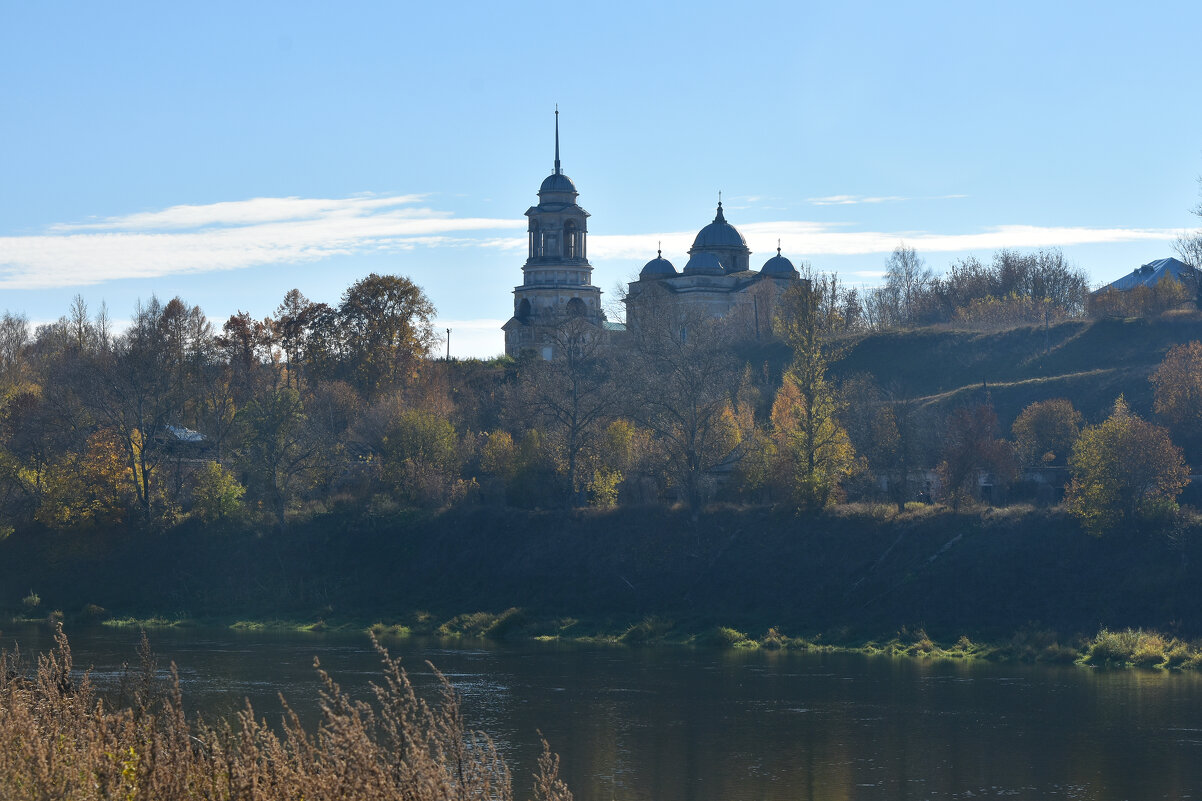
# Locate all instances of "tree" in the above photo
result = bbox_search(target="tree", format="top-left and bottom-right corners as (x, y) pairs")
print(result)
(938, 401), (1017, 509)
(234, 387), (316, 528)
(274, 289), (317, 389)
(623, 294), (746, 510)
(1174, 176), (1202, 271)
(768, 374), (855, 509)
(515, 317), (616, 504)
(337, 274), (437, 397)
(191, 460), (246, 522)
(1067, 397), (1189, 534)
(377, 407), (465, 507)
(1012, 398), (1083, 466)
(1152, 341), (1202, 450)
(771, 280), (856, 510)
(883, 244), (933, 326)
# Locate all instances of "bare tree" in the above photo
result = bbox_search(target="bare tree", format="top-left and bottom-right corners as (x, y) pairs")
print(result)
(622, 290), (746, 510)
(516, 316), (617, 504)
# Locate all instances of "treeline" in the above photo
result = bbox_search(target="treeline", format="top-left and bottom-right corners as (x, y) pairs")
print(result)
(0, 248), (1198, 538)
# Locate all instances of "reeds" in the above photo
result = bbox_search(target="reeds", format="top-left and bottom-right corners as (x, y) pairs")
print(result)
(0, 625), (572, 800)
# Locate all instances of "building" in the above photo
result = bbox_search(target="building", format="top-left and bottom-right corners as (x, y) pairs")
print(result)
(502, 111), (604, 359)
(1095, 257), (1199, 294)
(624, 202), (803, 339)
(503, 114), (805, 357)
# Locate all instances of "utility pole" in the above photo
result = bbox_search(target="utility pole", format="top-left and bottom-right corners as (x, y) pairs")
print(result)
(446, 328), (451, 361)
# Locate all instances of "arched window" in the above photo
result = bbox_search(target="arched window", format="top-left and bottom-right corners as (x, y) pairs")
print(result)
(517, 298), (532, 320)
(564, 220), (578, 259)
(529, 221), (540, 258)
(566, 297), (586, 317)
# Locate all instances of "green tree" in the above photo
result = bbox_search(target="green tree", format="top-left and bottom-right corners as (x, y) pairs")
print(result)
(191, 460), (246, 522)
(1067, 397), (1189, 534)
(378, 407), (465, 507)
(234, 387), (315, 528)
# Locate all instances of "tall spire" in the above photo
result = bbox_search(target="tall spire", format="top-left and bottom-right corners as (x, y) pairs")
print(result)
(554, 105), (561, 175)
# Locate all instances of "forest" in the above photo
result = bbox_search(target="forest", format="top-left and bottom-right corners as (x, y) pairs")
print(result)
(0, 245), (1200, 542)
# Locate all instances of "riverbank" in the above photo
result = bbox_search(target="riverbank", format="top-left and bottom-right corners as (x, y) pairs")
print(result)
(3, 503), (1201, 668)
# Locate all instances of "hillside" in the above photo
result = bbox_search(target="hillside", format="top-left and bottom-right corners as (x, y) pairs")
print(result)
(830, 312), (1202, 428)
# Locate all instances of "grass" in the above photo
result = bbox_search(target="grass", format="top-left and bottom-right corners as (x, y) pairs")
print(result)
(0, 625), (574, 800)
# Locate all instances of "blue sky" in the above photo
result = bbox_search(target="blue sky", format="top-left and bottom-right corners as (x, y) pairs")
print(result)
(2, 0), (1201, 357)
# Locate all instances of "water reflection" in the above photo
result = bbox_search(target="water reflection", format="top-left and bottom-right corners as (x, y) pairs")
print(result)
(4, 625), (1202, 800)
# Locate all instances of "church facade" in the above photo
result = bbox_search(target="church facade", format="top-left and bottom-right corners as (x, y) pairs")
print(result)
(503, 115), (803, 358)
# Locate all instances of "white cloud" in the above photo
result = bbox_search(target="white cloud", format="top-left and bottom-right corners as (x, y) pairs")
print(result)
(0, 192), (1179, 291)
(0, 194), (526, 289)
(587, 223), (1176, 261)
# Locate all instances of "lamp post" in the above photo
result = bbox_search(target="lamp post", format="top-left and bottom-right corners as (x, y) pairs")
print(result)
(446, 328), (451, 362)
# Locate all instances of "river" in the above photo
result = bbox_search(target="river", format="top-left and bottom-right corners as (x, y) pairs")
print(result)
(5, 624), (1202, 800)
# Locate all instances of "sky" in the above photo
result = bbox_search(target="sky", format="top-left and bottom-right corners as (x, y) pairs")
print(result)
(2, 0), (1201, 358)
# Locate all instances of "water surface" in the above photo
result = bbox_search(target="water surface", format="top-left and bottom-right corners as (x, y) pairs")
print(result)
(5, 625), (1201, 800)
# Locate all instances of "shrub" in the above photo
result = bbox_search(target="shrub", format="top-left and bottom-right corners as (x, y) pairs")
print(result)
(0, 626), (574, 801)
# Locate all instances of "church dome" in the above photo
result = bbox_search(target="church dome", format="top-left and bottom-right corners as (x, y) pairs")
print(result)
(683, 252), (725, 276)
(691, 202), (748, 250)
(540, 172), (578, 194)
(640, 251), (677, 279)
(761, 248), (798, 277)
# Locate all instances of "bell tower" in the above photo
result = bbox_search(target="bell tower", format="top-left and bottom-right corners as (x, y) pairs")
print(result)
(503, 110), (604, 358)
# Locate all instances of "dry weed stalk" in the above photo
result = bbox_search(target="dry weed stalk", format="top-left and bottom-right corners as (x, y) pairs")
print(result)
(0, 625), (572, 801)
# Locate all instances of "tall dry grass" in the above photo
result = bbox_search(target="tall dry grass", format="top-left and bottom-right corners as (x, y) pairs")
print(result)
(0, 625), (572, 801)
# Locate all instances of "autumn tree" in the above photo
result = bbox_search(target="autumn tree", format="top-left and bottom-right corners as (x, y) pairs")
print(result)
(771, 279), (856, 510)
(1011, 398), (1083, 466)
(1152, 341), (1202, 452)
(938, 401), (1017, 509)
(337, 274), (437, 397)
(1066, 397), (1189, 534)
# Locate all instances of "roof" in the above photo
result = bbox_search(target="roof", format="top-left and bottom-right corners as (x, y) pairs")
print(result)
(1100, 257), (1199, 292)
(683, 252), (725, 276)
(761, 251), (798, 277)
(539, 172), (578, 195)
(165, 424), (206, 443)
(691, 202), (749, 251)
(640, 254), (677, 278)
(603, 321), (626, 332)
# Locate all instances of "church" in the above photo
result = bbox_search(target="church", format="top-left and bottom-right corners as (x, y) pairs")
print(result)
(503, 114), (804, 358)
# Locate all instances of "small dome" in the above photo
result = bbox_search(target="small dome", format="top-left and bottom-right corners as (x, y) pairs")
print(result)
(640, 252), (677, 279)
(683, 252), (725, 276)
(761, 249), (798, 277)
(539, 172), (578, 194)
(691, 202), (748, 250)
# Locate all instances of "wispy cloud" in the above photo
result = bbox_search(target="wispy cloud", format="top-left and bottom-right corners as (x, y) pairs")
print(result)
(0, 194), (525, 289)
(806, 193), (968, 206)
(587, 222), (1176, 260)
(0, 192), (1178, 290)
(808, 194), (908, 206)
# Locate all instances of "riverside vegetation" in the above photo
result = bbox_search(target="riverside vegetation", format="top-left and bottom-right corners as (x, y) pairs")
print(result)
(6, 241), (1202, 674)
(0, 625), (574, 801)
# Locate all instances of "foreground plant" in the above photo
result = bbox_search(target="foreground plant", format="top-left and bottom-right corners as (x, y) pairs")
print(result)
(0, 625), (571, 801)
